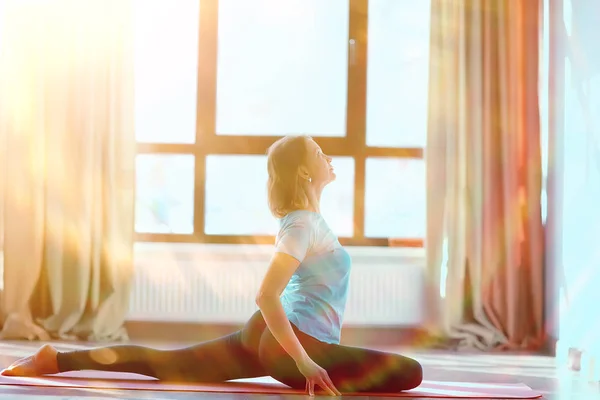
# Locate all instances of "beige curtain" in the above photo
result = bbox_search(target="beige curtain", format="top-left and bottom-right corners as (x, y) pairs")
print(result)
(425, 0), (546, 351)
(0, 0), (5, 326)
(0, 0), (136, 341)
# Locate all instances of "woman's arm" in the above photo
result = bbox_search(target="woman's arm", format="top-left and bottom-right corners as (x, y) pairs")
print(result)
(255, 252), (309, 364)
(259, 218), (340, 396)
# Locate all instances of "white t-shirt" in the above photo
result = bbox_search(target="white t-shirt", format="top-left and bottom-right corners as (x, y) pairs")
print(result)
(275, 210), (352, 344)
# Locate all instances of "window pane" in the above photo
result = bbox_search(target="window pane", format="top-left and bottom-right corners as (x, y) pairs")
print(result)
(366, 0), (431, 148)
(205, 155), (274, 235)
(204, 155), (354, 237)
(215, 0), (349, 136)
(365, 158), (425, 238)
(134, 0), (199, 144)
(321, 157), (354, 237)
(135, 154), (195, 234)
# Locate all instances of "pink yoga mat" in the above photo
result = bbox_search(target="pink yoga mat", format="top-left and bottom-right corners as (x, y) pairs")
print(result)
(0, 371), (541, 398)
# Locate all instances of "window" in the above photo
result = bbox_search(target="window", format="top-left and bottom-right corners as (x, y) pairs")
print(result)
(135, 0), (430, 247)
(556, 0), (600, 351)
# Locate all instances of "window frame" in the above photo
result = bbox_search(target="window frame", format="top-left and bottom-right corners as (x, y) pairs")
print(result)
(135, 0), (425, 247)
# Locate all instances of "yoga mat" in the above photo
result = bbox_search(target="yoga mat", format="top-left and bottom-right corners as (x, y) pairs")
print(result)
(0, 371), (541, 398)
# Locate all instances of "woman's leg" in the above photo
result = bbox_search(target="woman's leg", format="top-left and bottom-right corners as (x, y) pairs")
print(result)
(54, 331), (266, 382)
(258, 325), (423, 393)
(2, 310), (269, 383)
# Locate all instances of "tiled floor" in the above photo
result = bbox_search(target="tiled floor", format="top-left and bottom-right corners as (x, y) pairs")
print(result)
(0, 341), (597, 399)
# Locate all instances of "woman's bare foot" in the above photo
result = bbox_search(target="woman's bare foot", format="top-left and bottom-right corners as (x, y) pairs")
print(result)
(1, 344), (59, 377)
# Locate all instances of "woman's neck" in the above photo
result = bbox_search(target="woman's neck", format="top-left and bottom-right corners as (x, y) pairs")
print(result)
(304, 183), (324, 213)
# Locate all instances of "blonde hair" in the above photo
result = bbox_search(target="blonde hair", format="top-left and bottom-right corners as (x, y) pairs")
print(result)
(266, 135), (311, 218)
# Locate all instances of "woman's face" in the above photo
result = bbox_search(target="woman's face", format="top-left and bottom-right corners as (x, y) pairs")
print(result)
(302, 138), (335, 186)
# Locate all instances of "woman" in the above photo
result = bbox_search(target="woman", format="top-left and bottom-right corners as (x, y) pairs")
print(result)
(2, 136), (423, 396)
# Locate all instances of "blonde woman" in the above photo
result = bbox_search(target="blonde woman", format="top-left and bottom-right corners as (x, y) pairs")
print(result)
(2, 136), (423, 396)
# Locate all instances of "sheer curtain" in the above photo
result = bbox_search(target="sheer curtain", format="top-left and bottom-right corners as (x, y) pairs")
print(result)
(426, 0), (545, 351)
(0, 0), (6, 325)
(0, 0), (136, 341)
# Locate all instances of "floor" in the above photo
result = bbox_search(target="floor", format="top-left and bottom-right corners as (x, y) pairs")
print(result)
(0, 341), (597, 399)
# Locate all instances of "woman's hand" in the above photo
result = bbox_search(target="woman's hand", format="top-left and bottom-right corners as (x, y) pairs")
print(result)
(296, 356), (341, 396)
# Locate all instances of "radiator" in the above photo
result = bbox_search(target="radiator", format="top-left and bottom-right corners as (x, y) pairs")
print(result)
(128, 244), (426, 326)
